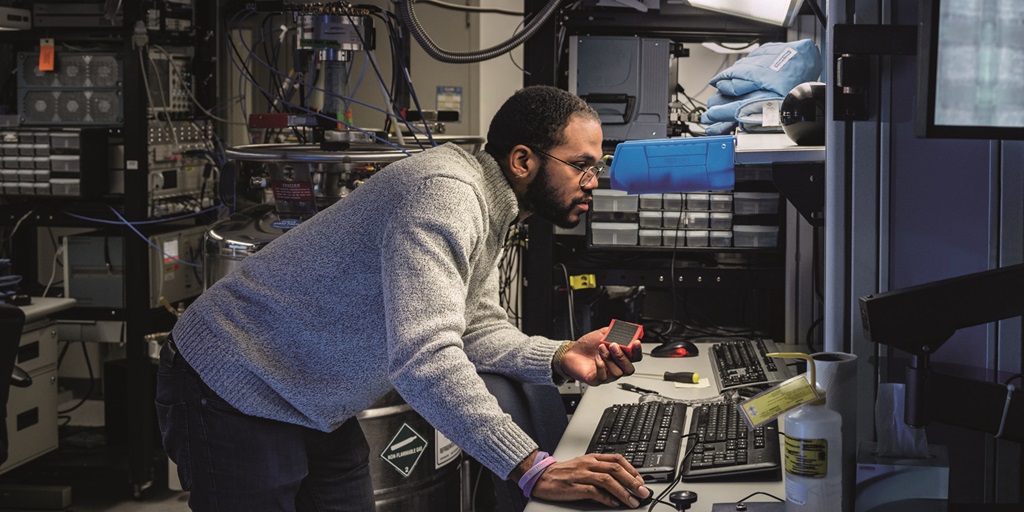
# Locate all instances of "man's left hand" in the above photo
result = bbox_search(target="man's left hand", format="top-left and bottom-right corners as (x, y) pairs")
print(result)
(558, 327), (638, 386)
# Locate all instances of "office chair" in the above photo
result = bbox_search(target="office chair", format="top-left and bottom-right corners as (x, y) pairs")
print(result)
(0, 302), (28, 465)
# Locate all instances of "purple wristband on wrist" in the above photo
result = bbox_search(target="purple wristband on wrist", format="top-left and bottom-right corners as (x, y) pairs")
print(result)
(518, 451), (556, 499)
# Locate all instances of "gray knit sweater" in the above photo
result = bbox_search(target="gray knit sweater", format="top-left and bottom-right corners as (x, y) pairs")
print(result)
(172, 143), (563, 479)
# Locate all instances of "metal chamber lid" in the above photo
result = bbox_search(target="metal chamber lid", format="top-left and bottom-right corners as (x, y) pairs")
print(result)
(205, 204), (288, 256)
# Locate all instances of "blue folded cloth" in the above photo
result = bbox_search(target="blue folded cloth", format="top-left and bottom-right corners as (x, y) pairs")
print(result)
(700, 39), (822, 135)
(708, 39), (822, 97)
(702, 90), (781, 124)
(702, 90), (783, 135)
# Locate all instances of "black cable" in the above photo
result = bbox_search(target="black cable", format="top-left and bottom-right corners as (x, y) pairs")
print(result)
(103, 236), (112, 273)
(350, 12), (427, 147)
(360, 8), (405, 138)
(57, 341), (96, 414)
(1004, 373), (1023, 386)
(225, 7), (279, 108)
(57, 340), (73, 367)
(397, 0), (561, 63)
(669, 194), (686, 333)
(380, 10), (434, 148)
(806, 315), (822, 354)
(260, 14), (282, 114)
(736, 490), (785, 503)
(507, 12), (529, 75)
(645, 432), (697, 512)
(499, 226), (524, 324)
(370, 10), (401, 135)
(420, 0), (523, 16)
(676, 84), (703, 112)
(714, 41), (759, 51)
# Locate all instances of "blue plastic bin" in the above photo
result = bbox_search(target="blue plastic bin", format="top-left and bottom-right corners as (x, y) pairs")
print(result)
(608, 135), (736, 194)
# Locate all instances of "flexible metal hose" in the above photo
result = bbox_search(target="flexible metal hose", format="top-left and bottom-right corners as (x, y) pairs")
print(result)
(396, 0), (562, 64)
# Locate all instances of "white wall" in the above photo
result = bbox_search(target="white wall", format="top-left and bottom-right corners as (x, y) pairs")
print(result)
(471, 0), (524, 137)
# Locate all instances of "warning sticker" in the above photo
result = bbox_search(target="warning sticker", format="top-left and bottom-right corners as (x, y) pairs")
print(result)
(738, 374), (819, 428)
(380, 423), (428, 477)
(435, 430), (461, 469)
(270, 180), (315, 201)
(784, 434), (829, 478)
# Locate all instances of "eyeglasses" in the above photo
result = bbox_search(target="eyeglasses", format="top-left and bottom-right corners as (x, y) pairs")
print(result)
(528, 146), (607, 188)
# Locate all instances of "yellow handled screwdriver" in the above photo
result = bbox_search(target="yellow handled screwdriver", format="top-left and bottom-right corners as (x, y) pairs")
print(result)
(635, 371), (700, 384)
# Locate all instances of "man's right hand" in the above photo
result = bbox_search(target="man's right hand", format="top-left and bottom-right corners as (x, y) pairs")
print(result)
(529, 453), (651, 508)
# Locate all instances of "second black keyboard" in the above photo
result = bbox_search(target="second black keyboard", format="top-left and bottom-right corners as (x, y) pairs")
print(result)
(680, 400), (782, 482)
(709, 338), (795, 392)
(585, 401), (687, 483)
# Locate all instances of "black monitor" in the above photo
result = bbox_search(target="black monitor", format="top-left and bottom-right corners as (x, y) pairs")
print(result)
(916, 0), (1024, 140)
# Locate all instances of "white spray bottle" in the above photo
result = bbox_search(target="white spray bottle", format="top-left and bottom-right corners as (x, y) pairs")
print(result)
(771, 352), (842, 512)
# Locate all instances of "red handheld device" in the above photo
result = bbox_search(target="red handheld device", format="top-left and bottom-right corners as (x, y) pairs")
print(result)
(600, 319), (644, 362)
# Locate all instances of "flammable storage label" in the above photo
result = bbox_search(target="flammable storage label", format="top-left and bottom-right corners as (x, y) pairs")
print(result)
(783, 434), (829, 478)
(381, 423), (428, 477)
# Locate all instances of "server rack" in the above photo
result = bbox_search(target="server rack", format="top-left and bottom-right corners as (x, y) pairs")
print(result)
(0, 1), (219, 497)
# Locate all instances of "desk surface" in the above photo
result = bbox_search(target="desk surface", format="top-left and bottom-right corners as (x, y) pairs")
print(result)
(20, 296), (77, 324)
(525, 342), (785, 512)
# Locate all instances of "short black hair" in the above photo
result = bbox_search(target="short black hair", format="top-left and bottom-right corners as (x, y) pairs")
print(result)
(484, 86), (599, 164)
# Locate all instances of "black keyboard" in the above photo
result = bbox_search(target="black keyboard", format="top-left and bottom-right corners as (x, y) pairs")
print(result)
(680, 400), (781, 482)
(709, 338), (795, 392)
(585, 401), (687, 482)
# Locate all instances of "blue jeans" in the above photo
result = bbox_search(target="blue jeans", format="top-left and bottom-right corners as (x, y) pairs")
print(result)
(154, 341), (375, 512)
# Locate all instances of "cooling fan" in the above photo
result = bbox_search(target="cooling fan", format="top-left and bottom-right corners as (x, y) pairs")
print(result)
(88, 54), (121, 88)
(88, 90), (123, 123)
(20, 90), (60, 124)
(57, 91), (90, 123)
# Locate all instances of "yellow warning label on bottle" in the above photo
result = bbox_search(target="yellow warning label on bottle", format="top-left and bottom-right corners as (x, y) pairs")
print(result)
(784, 434), (829, 478)
(738, 374), (820, 428)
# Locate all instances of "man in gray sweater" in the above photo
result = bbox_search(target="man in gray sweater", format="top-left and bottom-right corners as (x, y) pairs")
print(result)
(157, 86), (651, 510)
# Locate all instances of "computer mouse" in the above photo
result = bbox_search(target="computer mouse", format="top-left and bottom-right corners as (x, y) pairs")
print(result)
(630, 486), (653, 508)
(650, 340), (699, 358)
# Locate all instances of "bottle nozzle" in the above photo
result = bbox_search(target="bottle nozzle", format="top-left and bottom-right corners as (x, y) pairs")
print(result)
(766, 352), (823, 402)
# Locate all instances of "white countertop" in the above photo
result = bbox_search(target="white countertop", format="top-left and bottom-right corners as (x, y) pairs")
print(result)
(20, 297), (77, 324)
(734, 132), (824, 165)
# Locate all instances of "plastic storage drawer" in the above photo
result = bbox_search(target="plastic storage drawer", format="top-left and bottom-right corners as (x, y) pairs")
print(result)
(733, 192), (780, 215)
(734, 225), (779, 247)
(686, 193), (710, 210)
(639, 194), (663, 210)
(710, 230), (733, 247)
(591, 222), (639, 246)
(639, 211), (663, 229)
(686, 230), (709, 247)
(710, 212), (733, 230)
(639, 229), (662, 246)
(593, 189), (639, 212)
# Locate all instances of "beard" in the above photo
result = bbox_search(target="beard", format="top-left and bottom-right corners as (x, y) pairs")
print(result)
(522, 161), (589, 229)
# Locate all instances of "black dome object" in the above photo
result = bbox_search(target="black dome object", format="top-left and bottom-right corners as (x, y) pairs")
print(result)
(780, 82), (826, 146)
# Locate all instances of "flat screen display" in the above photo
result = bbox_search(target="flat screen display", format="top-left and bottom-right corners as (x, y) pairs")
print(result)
(917, 0), (1024, 139)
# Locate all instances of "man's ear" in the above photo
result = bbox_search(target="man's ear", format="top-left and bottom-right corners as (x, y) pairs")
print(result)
(508, 144), (533, 179)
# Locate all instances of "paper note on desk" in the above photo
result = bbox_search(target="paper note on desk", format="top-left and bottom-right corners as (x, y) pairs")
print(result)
(675, 377), (711, 389)
(738, 374), (820, 428)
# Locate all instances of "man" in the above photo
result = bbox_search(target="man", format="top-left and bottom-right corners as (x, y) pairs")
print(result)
(156, 85), (652, 510)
